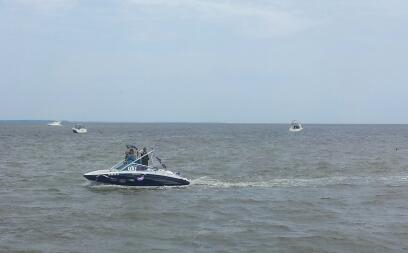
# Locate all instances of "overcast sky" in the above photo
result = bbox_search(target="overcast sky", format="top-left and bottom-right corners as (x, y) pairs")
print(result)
(1, 0), (407, 123)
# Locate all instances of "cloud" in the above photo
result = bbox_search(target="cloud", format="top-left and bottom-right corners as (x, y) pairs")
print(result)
(3, 0), (77, 11)
(124, 0), (314, 37)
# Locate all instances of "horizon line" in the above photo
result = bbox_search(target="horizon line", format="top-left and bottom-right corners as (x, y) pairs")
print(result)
(1, 119), (408, 125)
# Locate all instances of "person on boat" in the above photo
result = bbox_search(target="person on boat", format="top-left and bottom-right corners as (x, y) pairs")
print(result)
(126, 148), (137, 164)
(140, 147), (150, 166)
(124, 148), (130, 162)
(134, 147), (141, 164)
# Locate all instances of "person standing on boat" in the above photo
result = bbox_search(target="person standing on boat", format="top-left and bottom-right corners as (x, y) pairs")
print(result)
(126, 148), (137, 164)
(134, 147), (141, 164)
(124, 148), (130, 162)
(140, 147), (149, 166)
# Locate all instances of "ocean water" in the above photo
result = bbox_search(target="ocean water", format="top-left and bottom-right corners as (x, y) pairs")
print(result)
(0, 122), (408, 253)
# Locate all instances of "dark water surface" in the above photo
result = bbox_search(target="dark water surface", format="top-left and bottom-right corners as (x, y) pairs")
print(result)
(1, 123), (408, 253)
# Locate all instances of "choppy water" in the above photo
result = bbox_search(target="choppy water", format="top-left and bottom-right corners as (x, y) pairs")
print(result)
(1, 122), (408, 253)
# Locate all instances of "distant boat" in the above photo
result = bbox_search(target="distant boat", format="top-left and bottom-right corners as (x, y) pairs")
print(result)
(72, 124), (87, 134)
(289, 120), (303, 132)
(47, 121), (62, 126)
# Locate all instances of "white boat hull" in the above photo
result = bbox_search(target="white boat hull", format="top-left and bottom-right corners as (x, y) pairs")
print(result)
(73, 128), (87, 133)
(289, 127), (303, 132)
(48, 121), (62, 126)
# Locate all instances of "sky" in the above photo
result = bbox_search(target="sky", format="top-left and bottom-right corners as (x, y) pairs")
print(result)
(0, 0), (407, 123)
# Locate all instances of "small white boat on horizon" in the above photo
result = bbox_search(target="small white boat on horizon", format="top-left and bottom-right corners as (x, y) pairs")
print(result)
(72, 124), (87, 134)
(47, 121), (62, 126)
(289, 120), (303, 132)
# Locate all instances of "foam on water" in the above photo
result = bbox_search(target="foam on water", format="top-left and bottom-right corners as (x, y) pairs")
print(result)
(191, 175), (408, 188)
(82, 174), (408, 191)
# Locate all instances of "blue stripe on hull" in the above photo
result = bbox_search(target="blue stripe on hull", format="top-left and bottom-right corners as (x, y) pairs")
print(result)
(84, 174), (189, 186)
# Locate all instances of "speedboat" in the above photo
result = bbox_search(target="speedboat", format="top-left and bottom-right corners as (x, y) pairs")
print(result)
(47, 121), (62, 126)
(289, 120), (303, 132)
(72, 124), (87, 134)
(84, 148), (190, 187)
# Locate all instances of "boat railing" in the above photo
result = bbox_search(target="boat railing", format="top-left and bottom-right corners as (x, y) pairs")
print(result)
(110, 150), (156, 171)
(109, 160), (126, 171)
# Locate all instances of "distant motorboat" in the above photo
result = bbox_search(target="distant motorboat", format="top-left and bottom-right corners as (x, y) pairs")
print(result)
(47, 121), (62, 126)
(72, 124), (87, 134)
(289, 120), (303, 132)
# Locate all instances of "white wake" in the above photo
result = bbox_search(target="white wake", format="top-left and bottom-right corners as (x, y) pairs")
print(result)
(190, 175), (408, 188)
